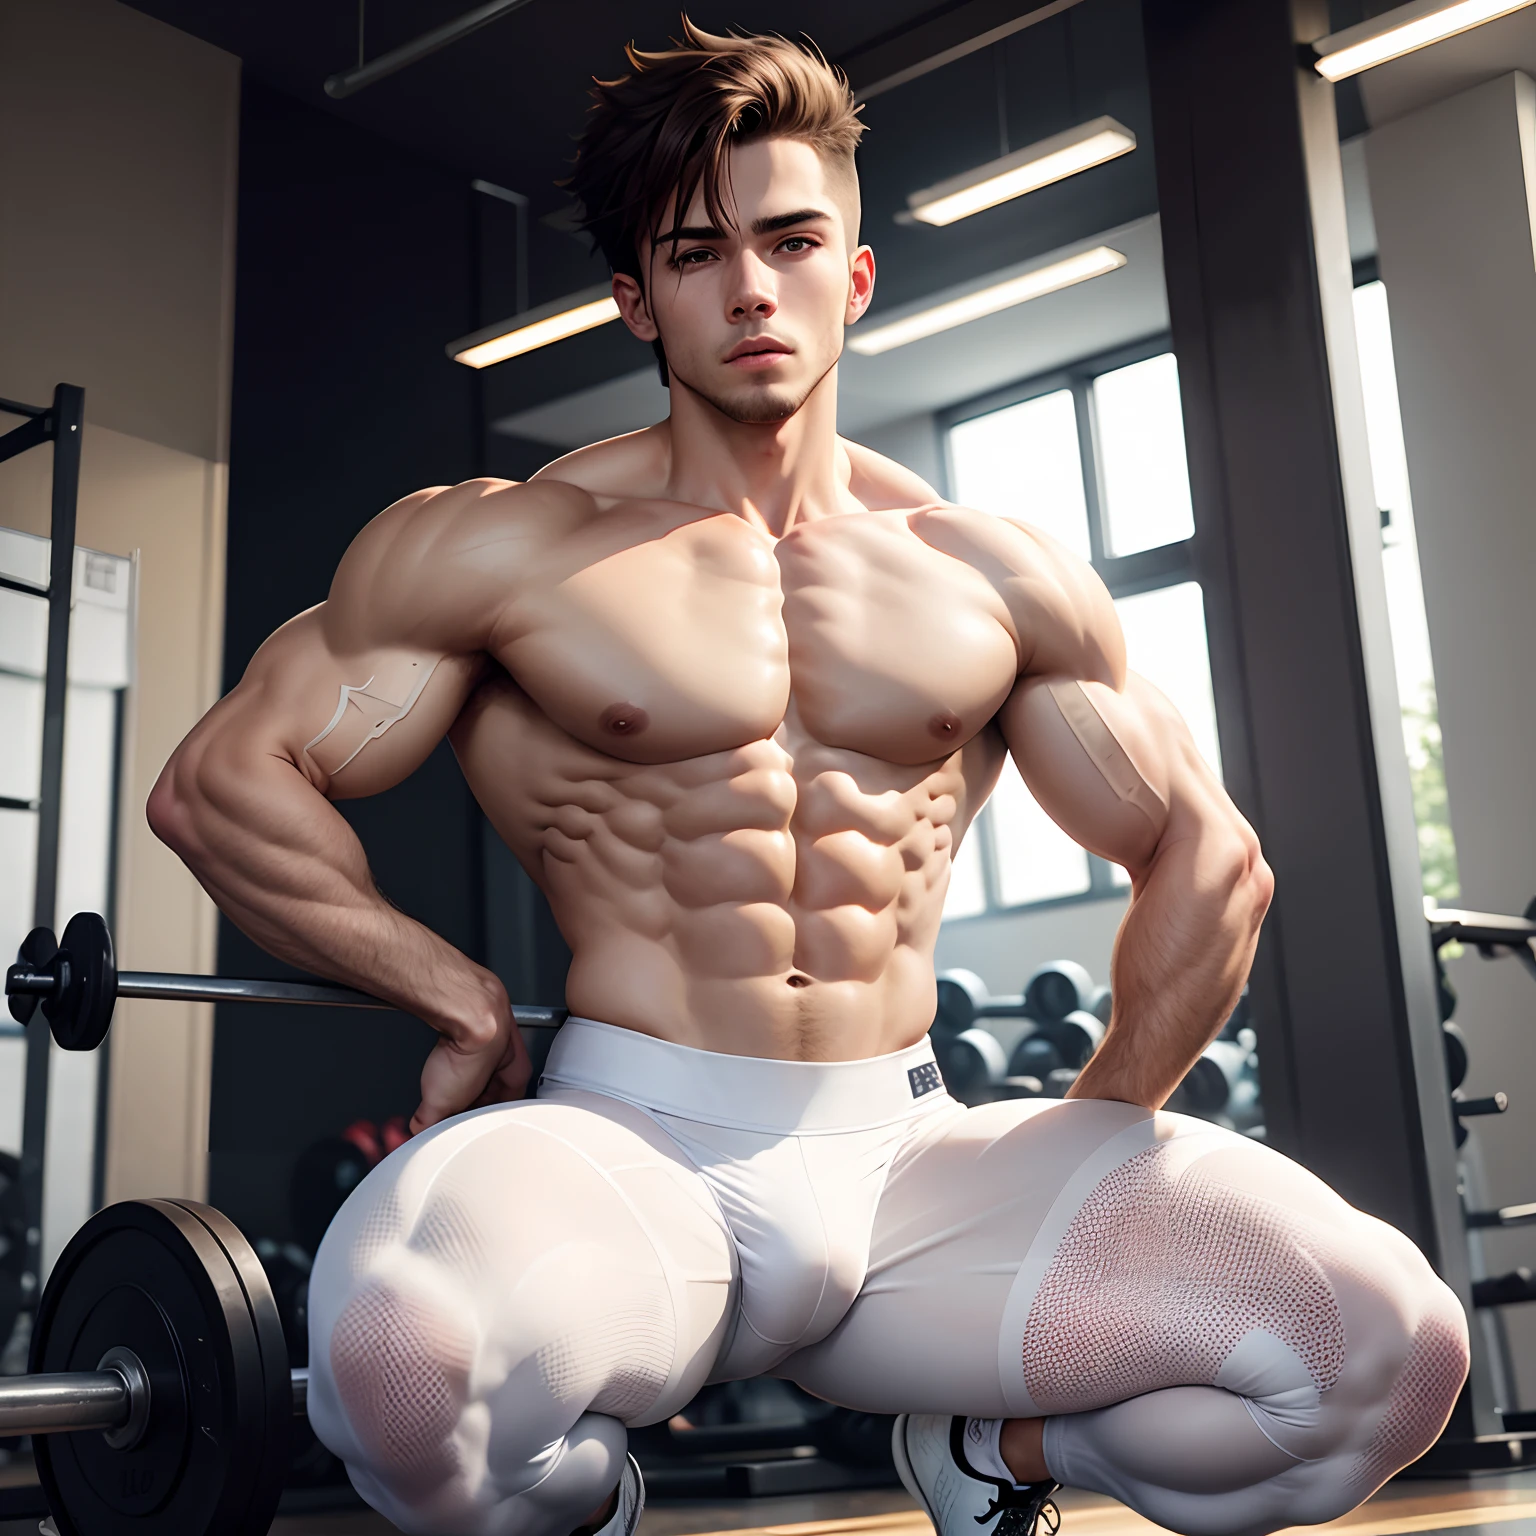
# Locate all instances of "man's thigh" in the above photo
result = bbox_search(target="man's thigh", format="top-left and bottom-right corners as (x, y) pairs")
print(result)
(776, 1095), (1151, 1414)
(778, 1095), (1360, 1421)
(308, 1089), (738, 1456)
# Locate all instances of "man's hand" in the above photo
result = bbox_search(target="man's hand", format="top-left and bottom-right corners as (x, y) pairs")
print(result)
(414, 966), (533, 1132)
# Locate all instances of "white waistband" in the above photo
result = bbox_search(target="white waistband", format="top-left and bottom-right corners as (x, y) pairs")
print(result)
(538, 1017), (948, 1134)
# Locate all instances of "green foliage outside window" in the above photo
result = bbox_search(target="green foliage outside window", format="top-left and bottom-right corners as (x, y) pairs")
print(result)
(1402, 683), (1459, 904)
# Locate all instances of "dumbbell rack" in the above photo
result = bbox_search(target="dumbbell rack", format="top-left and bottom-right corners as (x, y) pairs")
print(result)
(1419, 902), (1536, 1467)
(0, 385), (85, 1346)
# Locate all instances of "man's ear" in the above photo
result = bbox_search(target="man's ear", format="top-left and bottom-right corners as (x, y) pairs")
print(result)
(845, 246), (876, 325)
(612, 273), (659, 343)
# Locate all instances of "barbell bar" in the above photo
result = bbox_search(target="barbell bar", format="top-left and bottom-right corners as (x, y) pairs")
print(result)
(6, 911), (568, 1052)
(0, 1358), (307, 1438)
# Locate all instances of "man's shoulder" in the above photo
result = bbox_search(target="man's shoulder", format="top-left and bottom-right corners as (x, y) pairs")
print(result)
(902, 503), (1120, 680)
(530, 426), (669, 504)
(840, 437), (944, 513)
(354, 475), (606, 574)
(326, 477), (601, 647)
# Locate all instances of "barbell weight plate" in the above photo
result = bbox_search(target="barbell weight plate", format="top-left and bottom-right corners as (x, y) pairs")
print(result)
(169, 1199), (292, 1527)
(7, 926), (57, 1025)
(47, 912), (117, 1053)
(32, 1200), (289, 1536)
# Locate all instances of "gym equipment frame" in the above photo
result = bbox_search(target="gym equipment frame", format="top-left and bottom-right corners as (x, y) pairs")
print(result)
(0, 384), (85, 1337)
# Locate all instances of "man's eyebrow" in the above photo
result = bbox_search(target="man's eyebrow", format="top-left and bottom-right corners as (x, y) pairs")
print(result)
(654, 210), (832, 244)
(654, 223), (729, 244)
(751, 209), (831, 235)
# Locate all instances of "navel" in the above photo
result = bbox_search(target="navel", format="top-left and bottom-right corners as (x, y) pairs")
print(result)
(928, 709), (963, 742)
(601, 702), (650, 737)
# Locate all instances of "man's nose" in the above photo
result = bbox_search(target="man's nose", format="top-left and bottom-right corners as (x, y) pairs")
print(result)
(728, 252), (777, 321)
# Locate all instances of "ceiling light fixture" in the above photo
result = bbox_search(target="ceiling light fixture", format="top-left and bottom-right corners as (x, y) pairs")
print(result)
(448, 285), (620, 368)
(906, 117), (1137, 227)
(847, 246), (1127, 357)
(1312, 0), (1536, 81)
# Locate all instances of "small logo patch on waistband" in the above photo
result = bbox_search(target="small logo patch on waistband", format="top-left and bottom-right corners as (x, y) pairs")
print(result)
(908, 1061), (943, 1098)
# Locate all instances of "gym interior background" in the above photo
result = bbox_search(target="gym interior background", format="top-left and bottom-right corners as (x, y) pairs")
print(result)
(2, 0), (1535, 1517)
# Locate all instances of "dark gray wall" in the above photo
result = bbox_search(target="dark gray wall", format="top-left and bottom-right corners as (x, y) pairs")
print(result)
(211, 81), (491, 1246)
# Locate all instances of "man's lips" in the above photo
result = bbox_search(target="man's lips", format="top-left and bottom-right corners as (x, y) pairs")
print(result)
(724, 339), (793, 368)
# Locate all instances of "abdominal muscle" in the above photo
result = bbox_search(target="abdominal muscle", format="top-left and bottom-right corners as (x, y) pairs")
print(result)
(452, 673), (997, 1062)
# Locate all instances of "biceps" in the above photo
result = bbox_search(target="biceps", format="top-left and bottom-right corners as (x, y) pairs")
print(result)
(998, 671), (1185, 875)
(189, 609), (479, 800)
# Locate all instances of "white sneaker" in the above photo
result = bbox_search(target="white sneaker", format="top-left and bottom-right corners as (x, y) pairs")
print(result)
(892, 1415), (1061, 1536)
(590, 1453), (645, 1536)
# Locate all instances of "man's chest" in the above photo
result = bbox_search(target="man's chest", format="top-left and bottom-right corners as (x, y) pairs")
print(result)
(499, 509), (1022, 765)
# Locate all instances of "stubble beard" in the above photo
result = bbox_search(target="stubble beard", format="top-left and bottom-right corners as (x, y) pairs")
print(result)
(671, 349), (839, 428)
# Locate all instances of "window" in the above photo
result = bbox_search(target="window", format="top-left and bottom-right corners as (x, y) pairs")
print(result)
(940, 341), (1218, 920)
(1353, 279), (1459, 902)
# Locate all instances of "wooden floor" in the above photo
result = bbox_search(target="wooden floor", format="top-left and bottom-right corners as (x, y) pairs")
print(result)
(3, 1469), (1533, 1535)
(633, 1478), (1536, 1536)
(249, 1473), (1536, 1536)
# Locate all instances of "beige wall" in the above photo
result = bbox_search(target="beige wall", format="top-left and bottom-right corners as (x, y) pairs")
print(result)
(0, 0), (239, 1205)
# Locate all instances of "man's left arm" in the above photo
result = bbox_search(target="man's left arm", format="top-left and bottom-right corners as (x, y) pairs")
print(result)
(998, 665), (1274, 1111)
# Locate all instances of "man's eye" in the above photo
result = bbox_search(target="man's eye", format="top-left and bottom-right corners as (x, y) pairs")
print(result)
(780, 237), (815, 252)
(675, 248), (714, 266)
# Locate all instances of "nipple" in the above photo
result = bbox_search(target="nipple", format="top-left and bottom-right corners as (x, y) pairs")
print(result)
(601, 702), (650, 737)
(928, 710), (963, 742)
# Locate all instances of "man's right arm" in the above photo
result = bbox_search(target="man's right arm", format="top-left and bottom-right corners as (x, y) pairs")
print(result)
(148, 479), (541, 1127)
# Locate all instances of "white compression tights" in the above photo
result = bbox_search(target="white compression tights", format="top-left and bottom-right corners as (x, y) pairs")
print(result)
(306, 1022), (1468, 1536)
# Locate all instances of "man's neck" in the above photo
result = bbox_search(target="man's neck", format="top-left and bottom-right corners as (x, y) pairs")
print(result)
(661, 365), (853, 538)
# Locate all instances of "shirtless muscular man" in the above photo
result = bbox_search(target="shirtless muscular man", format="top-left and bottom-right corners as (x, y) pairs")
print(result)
(150, 23), (1468, 1536)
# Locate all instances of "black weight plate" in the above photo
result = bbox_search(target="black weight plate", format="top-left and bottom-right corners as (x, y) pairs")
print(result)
(169, 1200), (291, 1530)
(32, 1200), (287, 1536)
(8, 926), (57, 1025)
(48, 912), (116, 1052)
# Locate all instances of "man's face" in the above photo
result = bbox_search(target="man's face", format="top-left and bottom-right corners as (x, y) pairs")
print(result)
(614, 137), (875, 426)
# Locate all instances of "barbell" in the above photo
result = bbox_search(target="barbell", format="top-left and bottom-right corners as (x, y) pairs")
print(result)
(5, 911), (568, 1052)
(0, 912), (573, 1533)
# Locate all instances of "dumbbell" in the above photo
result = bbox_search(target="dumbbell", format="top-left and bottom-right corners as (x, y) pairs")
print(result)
(6, 912), (568, 1051)
(1007, 1009), (1105, 1078)
(1172, 1039), (1252, 1117)
(1009, 1029), (1065, 1082)
(10, 1197), (302, 1535)
(939, 1027), (1009, 1093)
(933, 969), (989, 1036)
(1022, 960), (1095, 1025)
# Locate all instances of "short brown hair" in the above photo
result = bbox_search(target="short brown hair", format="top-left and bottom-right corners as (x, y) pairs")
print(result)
(568, 19), (864, 378)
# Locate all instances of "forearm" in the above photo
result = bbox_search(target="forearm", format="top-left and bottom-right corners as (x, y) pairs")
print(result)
(150, 743), (502, 1043)
(1068, 829), (1272, 1110)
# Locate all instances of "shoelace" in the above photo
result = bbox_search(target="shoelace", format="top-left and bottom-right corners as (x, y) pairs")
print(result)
(974, 1480), (1062, 1536)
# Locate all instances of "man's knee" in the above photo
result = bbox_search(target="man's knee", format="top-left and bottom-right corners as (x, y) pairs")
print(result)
(328, 1269), (476, 1501)
(1350, 1271), (1469, 1491)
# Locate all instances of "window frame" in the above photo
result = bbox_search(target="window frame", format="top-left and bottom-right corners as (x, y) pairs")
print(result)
(937, 330), (1200, 921)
